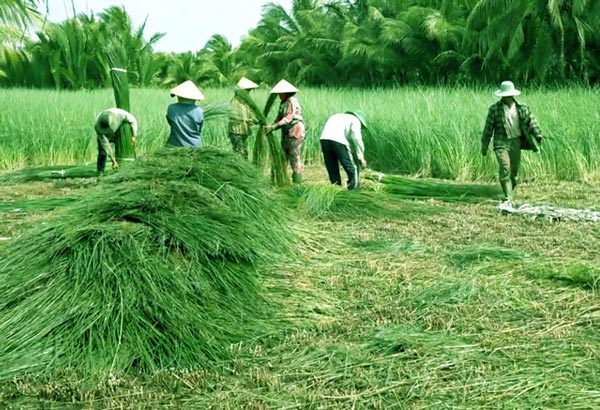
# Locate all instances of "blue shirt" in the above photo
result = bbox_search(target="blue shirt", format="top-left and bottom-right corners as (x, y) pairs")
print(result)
(166, 103), (204, 147)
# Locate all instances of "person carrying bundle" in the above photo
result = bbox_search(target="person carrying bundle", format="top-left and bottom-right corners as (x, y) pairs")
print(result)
(264, 79), (305, 184)
(481, 80), (543, 202)
(94, 108), (138, 174)
(319, 110), (368, 190)
(228, 77), (260, 159)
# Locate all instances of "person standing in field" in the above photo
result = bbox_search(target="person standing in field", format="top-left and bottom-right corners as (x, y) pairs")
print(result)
(94, 108), (138, 174)
(264, 79), (305, 184)
(481, 80), (543, 202)
(228, 77), (259, 158)
(319, 110), (368, 190)
(166, 80), (205, 148)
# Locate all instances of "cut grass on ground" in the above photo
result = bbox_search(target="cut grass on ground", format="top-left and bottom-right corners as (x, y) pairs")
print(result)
(0, 167), (599, 409)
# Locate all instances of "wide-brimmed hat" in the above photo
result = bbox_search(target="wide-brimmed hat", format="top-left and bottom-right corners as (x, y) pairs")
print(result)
(495, 81), (521, 97)
(237, 77), (259, 90)
(170, 80), (205, 101)
(345, 110), (367, 129)
(270, 79), (298, 94)
(95, 110), (118, 134)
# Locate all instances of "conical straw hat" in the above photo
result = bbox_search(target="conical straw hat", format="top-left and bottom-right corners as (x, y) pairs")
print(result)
(270, 79), (298, 94)
(170, 80), (205, 101)
(237, 77), (259, 90)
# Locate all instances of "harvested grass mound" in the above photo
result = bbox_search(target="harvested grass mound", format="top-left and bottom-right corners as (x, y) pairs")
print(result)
(0, 148), (294, 379)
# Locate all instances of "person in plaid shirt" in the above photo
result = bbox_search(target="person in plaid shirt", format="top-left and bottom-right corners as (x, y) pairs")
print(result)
(481, 81), (543, 202)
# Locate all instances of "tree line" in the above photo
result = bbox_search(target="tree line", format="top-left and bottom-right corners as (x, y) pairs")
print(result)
(1, 0), (600, 89)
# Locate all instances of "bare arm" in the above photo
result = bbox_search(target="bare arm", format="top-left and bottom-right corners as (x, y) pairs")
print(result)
(98, 133), (118, 168)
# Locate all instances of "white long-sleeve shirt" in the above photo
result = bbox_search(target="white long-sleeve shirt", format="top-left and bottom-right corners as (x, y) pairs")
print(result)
(319, 113), (365, 161)
(94, 107), (138, 137)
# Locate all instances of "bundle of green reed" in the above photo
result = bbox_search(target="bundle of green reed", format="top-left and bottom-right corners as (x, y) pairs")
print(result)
(364, 170), (502, 202)
(286, 184), (445, 220)
(234, 90), (289, 186)
(0, 148), (296, 380)
(0, 164), (98, 182)
(0, 197), (79, 212)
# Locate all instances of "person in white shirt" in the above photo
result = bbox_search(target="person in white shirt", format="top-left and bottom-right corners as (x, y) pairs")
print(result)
(94, 107), (138, 173)
(319, 110), (367, 190)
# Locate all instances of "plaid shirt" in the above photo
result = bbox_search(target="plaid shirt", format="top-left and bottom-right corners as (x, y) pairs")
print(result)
(482, 100), (542, 149)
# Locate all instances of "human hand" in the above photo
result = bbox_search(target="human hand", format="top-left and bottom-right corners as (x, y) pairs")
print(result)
(360, 158), (367, 168)
(131, 135), (137, 147)
(264, 124), (274, 134)
(112, 161), (119, 170)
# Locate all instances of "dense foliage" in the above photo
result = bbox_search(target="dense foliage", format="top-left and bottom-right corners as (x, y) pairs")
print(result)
(2, 0), (600, 89)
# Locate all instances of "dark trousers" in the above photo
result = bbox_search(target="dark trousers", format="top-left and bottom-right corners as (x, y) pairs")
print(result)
(320, 139), (359, 190)
(97, 138), (107, 173)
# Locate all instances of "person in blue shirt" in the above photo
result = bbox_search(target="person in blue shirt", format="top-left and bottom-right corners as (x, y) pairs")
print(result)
(166, 80), (205, 148)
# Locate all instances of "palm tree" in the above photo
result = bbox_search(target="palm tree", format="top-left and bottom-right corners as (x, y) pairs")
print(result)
(98, 6), (165, 85)
(241, 0), (340, 85)
(465, 0), (593, 83)
(0, 0), (40, 28)
(161, 51), (204, 87)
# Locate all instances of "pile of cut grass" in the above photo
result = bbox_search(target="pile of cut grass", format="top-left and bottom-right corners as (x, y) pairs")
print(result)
(0, 148), (295, 379)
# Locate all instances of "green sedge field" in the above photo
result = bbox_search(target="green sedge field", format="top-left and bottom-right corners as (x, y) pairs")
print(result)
(1, 87), (599, 409)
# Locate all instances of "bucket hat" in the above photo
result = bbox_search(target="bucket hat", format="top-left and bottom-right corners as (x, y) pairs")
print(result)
(345, 110), (367, 129)
(495, 81), (521, 97)
(95, 111), (119, 135)
(270, 79), (299, 94)
(170, 80), (205, 101)
(237, 77), (259, 90)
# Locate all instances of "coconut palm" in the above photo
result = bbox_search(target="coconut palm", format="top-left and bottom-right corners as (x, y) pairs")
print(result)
(466, 0), (571, 82)
(98, 6), (165, 86)
(0, 0), (40, 29)
(241, 0), (341, 85)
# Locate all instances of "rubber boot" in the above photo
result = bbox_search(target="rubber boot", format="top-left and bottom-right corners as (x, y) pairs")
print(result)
(511, 178), (518, 195)
(292, 172), (302, 185)
(500, 181), (512, 202)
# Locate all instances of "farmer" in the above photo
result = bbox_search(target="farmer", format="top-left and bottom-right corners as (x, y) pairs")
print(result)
(481, 80), (543, 202)
(228, 77), (259, 158)
(94, 107), (138, 174)
(319, 111), (368, 190)
(264, 79), (305, 184)
(166, 80), (205, 148)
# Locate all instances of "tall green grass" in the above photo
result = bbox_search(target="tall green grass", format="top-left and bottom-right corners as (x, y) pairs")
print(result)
(2, 86), (600, 182)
